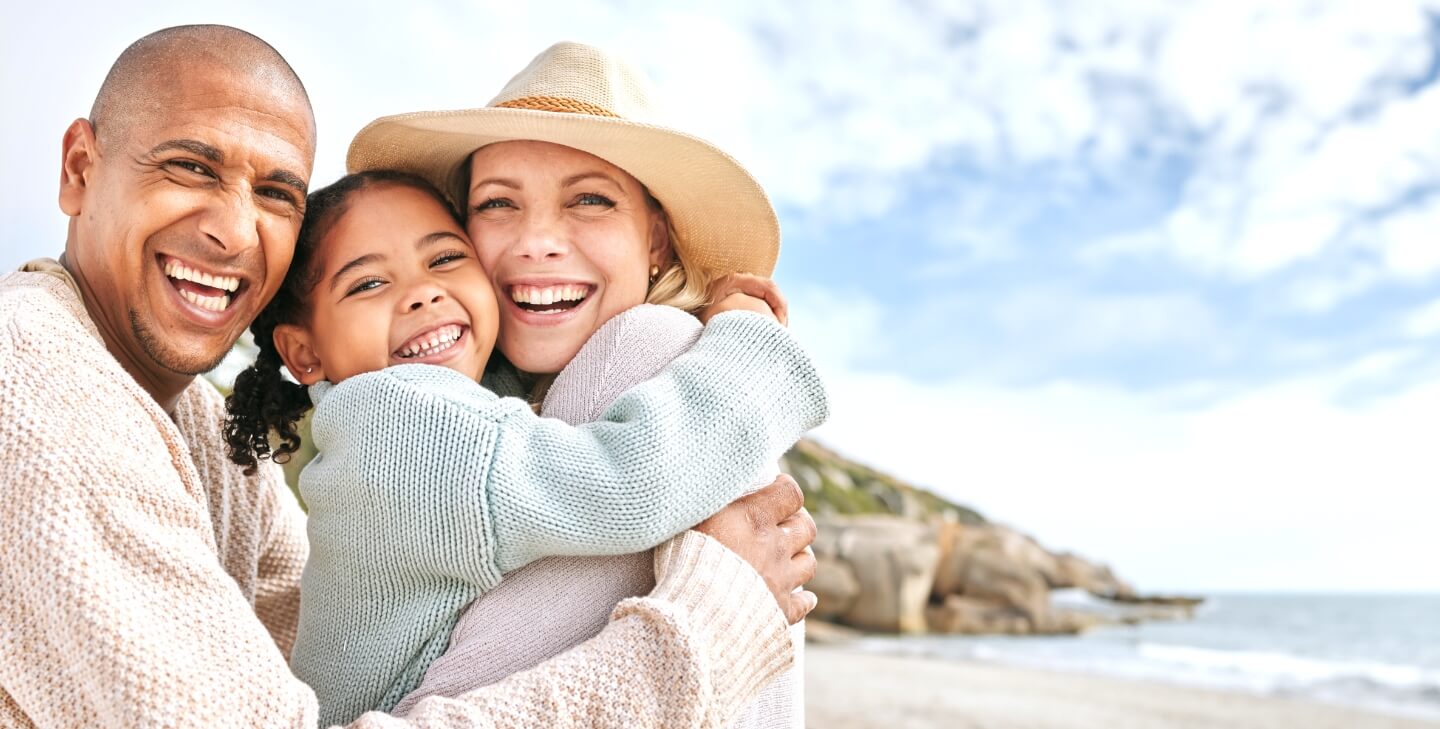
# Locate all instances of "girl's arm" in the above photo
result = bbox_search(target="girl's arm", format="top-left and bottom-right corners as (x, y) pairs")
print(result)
(304, 309), (826, 581)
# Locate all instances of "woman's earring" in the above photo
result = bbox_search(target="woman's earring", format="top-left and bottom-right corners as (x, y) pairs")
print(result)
(649, 264), (660, 283)
(306, 367), (313, 374)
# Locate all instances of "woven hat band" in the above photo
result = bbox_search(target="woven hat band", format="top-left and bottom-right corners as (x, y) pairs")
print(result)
(495, 96), (618, 118)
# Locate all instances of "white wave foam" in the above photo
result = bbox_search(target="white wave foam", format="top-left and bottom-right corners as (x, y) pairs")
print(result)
(1132, 641), (1440, 719)
(1137, 642), (1440, 691)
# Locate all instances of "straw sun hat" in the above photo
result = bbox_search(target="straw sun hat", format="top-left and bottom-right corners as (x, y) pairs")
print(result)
(347, 41), (779, 277)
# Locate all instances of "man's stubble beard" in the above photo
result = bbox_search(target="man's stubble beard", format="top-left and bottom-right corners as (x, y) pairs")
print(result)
(130, 308), (232, 376)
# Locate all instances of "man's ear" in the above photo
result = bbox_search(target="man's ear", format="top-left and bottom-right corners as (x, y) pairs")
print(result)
(648, 211), (672, 269)
(59, 119), (98, 217)
(273, 324), (326, 385)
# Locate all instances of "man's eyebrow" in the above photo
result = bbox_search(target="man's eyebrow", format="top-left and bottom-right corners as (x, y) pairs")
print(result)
(328, 253), (384, 292)
(263, 169), (309, 195)
(149, 139), (223, 162)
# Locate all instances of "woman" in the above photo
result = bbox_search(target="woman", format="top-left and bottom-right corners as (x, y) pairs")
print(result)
(348, 42), (806, 728)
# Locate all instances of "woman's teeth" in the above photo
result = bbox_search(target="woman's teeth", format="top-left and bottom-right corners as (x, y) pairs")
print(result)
(511, 284), (588, 313)
(397, 324), (464, 358)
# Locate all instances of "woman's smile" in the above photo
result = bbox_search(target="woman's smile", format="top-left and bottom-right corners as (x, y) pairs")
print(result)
(468, 141), (669, 373)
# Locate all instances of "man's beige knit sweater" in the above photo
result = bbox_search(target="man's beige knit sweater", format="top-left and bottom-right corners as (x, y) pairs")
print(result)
(0, 263), (793, 728)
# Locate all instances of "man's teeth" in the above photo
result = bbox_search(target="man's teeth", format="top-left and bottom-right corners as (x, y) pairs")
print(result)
(398, 324), (464, 358)
(179, 289), (230, 312)
(511, 284), (588, 307)
(164, 260), (240, 292)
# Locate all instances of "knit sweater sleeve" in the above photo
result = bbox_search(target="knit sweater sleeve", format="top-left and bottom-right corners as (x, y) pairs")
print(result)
(353, 531), (792, 729)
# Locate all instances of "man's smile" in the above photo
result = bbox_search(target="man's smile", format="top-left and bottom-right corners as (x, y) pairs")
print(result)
(159, 254), (250, 319)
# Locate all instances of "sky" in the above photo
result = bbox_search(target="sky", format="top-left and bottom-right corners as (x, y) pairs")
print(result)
(4, 0), (1438, 593)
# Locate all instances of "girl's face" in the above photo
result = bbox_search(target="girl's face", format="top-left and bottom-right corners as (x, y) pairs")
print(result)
(466, 141), (670, 374)
(276, 183), (499, 385)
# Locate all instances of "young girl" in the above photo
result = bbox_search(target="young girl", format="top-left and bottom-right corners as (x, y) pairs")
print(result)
(225, 170), (827, 727)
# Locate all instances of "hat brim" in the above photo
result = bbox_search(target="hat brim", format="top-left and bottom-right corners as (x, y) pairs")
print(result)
(346, 107), (780, 277)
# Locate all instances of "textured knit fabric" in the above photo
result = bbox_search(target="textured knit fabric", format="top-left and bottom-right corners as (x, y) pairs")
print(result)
(397, 304), (804, 729)
(0, 263), (804, 728)
(292, 309), (828, 726)
(0, 265), (314, 726)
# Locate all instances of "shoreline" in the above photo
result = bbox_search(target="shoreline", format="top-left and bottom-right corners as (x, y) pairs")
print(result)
(805, 643), (1440, 729)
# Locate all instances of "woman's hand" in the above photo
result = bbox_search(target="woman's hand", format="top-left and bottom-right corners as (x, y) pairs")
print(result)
(699, 273), (789, 326)
(693, 474), (817, 625)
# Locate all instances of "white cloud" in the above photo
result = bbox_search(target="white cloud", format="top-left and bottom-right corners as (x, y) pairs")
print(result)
(1403, 297), (1440, 338)
(1001, 289), (1219, 352)
(1281, 266), (1384, 315)
(1367, 203), (1440, 280)
(791, 288), (1440, 592)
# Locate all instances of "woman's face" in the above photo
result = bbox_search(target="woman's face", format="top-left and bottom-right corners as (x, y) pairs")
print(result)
(278, 183), (499, 385)
(466, 140), (669, 374)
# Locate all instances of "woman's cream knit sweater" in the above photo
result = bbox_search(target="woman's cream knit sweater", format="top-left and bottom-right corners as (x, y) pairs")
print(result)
(0, 264), (793, 728)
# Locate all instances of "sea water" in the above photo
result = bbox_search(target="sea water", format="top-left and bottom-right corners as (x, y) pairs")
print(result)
(848, 592), (1440, 721)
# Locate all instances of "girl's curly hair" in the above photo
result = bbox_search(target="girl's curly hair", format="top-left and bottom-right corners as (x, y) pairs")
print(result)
(224, 169), (461, 474)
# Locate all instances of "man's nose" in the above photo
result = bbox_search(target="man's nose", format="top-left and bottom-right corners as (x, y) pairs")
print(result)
(197, 188), (261, 253)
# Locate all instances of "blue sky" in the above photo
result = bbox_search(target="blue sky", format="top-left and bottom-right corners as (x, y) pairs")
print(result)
(5, 0), (1439, 593)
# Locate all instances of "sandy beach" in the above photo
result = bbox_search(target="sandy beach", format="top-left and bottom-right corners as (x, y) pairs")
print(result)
(806, 644), (1440, 729)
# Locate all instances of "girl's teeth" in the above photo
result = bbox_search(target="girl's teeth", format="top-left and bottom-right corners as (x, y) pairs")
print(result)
(399, 326), (464, 358)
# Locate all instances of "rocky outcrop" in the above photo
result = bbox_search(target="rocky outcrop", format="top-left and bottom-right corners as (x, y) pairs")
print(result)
(811, 515), (1164, 635)
(785, 438), (1199, 637)
(810, 516), (940, 633)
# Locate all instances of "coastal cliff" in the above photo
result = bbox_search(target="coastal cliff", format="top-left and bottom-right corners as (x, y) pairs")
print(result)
(781, 439), (1200, 635)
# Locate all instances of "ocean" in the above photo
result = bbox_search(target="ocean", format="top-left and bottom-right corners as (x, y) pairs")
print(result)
(847, 592), (1440, 721)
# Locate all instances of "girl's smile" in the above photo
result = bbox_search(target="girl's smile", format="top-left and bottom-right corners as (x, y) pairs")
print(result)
(391, 322), (470, 364)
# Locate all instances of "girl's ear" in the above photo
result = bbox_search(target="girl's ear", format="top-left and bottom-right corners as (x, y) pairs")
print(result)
(648, 211), (672, 269)
(273, 324), (326, 385)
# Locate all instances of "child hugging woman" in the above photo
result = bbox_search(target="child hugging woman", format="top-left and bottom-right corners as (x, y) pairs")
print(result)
(226, 42), (821, 729)
(368, 42), (815, 729)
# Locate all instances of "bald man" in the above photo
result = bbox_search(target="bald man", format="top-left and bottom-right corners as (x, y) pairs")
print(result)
(0, 25), (815, 728)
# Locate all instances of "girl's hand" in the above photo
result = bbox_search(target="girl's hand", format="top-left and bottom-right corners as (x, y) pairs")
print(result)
(699, 273), (789, 326)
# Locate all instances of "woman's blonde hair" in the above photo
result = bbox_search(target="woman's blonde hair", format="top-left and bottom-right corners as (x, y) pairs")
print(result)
(643, 199), (716, 316)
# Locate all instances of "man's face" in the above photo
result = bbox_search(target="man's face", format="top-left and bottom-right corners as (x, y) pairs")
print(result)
(64, 65), (315, 377)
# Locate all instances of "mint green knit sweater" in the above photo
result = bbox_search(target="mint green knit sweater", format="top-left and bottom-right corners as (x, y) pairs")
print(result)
(291, 311), (828, 726)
